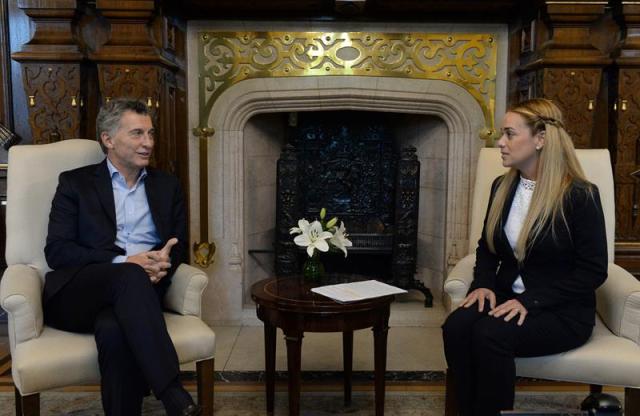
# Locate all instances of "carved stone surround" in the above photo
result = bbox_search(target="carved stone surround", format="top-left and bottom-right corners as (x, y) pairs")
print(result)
(187, 22), (508, 325)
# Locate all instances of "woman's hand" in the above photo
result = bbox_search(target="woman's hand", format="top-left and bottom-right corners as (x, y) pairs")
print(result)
(460, 288), (496, 312)
(489, 299), (528, 326)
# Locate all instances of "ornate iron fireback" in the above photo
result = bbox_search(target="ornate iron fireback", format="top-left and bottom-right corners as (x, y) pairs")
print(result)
(294, 112), (396, 233)
(275, 110), (433, 306)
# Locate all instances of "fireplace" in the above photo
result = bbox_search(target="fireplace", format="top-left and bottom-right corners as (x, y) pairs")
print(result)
(187, 22), (508, 325)
(266, 110), (441, 306)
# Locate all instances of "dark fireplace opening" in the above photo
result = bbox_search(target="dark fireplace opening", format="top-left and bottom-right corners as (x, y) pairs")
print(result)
(274, 110), (433, 306)
(244, 110), (449, 307)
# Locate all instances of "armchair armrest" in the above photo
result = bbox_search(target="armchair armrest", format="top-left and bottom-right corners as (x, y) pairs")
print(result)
(164, 263), (208, 317)
(596, 262), (640, 344)
(443, 254), (475, 311)
(0, 265), (44, 352)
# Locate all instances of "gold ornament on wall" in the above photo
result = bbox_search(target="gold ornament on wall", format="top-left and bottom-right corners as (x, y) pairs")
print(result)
(197, 31), (498, 138)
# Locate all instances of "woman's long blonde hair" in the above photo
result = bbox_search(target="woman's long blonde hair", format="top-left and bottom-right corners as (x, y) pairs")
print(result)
(485, 98), (590, 262)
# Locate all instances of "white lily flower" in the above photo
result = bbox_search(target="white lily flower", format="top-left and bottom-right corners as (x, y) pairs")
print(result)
(330, 221), (353, 257)
(293, 220), (333, 257)
(290, 219), (310, 235)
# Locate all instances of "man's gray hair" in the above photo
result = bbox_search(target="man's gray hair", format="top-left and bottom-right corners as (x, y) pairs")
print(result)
(96, 98), (150, 153)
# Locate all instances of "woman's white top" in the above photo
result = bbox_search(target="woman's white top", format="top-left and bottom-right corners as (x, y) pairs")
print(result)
(504, 176), (536, 294)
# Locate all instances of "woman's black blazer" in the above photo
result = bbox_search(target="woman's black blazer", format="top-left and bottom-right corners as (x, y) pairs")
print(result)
(470, 175), (608, 326)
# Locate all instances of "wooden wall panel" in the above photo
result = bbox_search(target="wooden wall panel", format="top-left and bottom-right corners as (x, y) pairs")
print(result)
(540, 68), (602, 149)
(22, 63), (83, 143)
(7, 1), (31, 147)
(614, 69), (640, 241)
(0, 0), (12, 131)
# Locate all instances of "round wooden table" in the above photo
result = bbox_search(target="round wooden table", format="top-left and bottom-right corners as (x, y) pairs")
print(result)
(251, 274), (396, 416)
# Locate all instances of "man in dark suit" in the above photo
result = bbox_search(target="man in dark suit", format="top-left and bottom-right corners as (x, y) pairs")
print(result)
(43, 98), (201, 416)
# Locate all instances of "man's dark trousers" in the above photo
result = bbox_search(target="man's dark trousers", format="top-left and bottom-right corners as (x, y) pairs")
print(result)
(44, 262), (179, 415)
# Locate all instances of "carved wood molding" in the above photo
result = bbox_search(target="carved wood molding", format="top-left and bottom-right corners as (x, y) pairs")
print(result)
(11, 0), (82, 62)
(518, 1), (611, 70)
(91, 0), (178, 68)
(614, 2), (640, 64)
(98, 64), (161, 106)
(10, 1), (84, 144)
(540, 68), (601, 148)
(22, 63), (82, 143)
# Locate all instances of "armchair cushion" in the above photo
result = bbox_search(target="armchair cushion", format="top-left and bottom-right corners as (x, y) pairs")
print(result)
(5, 140), (105, 273)
(443, 254), (475, 310)
(164, 264), (208, 317)
(12, 312), (216, 395)
(164, 313), (216, 363)
(0, 265), (44, 351)
(516, 317), (640, 389)
(12, 327), (100, 395)
(597, 263), (640, 344)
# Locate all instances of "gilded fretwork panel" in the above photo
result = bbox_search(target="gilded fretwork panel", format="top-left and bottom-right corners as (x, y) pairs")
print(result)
(197, 31), (498, 139)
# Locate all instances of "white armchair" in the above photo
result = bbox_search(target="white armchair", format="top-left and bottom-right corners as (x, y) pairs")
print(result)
(0, 139), (216, 415)
(444, 148), (640, 415)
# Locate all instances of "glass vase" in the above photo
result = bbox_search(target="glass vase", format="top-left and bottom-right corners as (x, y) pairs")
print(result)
(302, 253), (325, 281)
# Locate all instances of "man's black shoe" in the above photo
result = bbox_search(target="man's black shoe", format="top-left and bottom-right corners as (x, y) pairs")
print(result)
(181, 404), (202, 416)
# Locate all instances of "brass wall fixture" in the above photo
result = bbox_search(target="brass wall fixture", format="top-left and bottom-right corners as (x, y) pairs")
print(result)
(192, 126), (217, 267)
(614, 99), (629, 112)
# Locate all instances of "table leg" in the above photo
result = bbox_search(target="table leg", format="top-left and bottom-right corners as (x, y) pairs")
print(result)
(284, 331), (303, 416)
(264, 322), (276, 415)
(373, 319), (390, 416)
(343, 330), (353, 406)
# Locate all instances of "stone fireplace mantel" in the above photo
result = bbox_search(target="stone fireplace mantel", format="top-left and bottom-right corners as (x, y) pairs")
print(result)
(187, 22), (508, 325)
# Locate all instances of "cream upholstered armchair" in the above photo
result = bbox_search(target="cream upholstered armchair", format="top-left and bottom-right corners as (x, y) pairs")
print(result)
(444, 148), (640, 415)
(0, 139), (216, 415)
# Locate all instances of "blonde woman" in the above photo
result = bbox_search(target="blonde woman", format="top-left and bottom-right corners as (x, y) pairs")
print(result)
(442, 98), (607, 416)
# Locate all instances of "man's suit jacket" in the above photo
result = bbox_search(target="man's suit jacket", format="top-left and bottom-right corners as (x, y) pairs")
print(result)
(470, 175), (608, 327)
(43, 159), (187, 304)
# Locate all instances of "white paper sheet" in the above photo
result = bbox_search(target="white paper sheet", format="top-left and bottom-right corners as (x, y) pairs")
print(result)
(311, 280), (407, 303)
